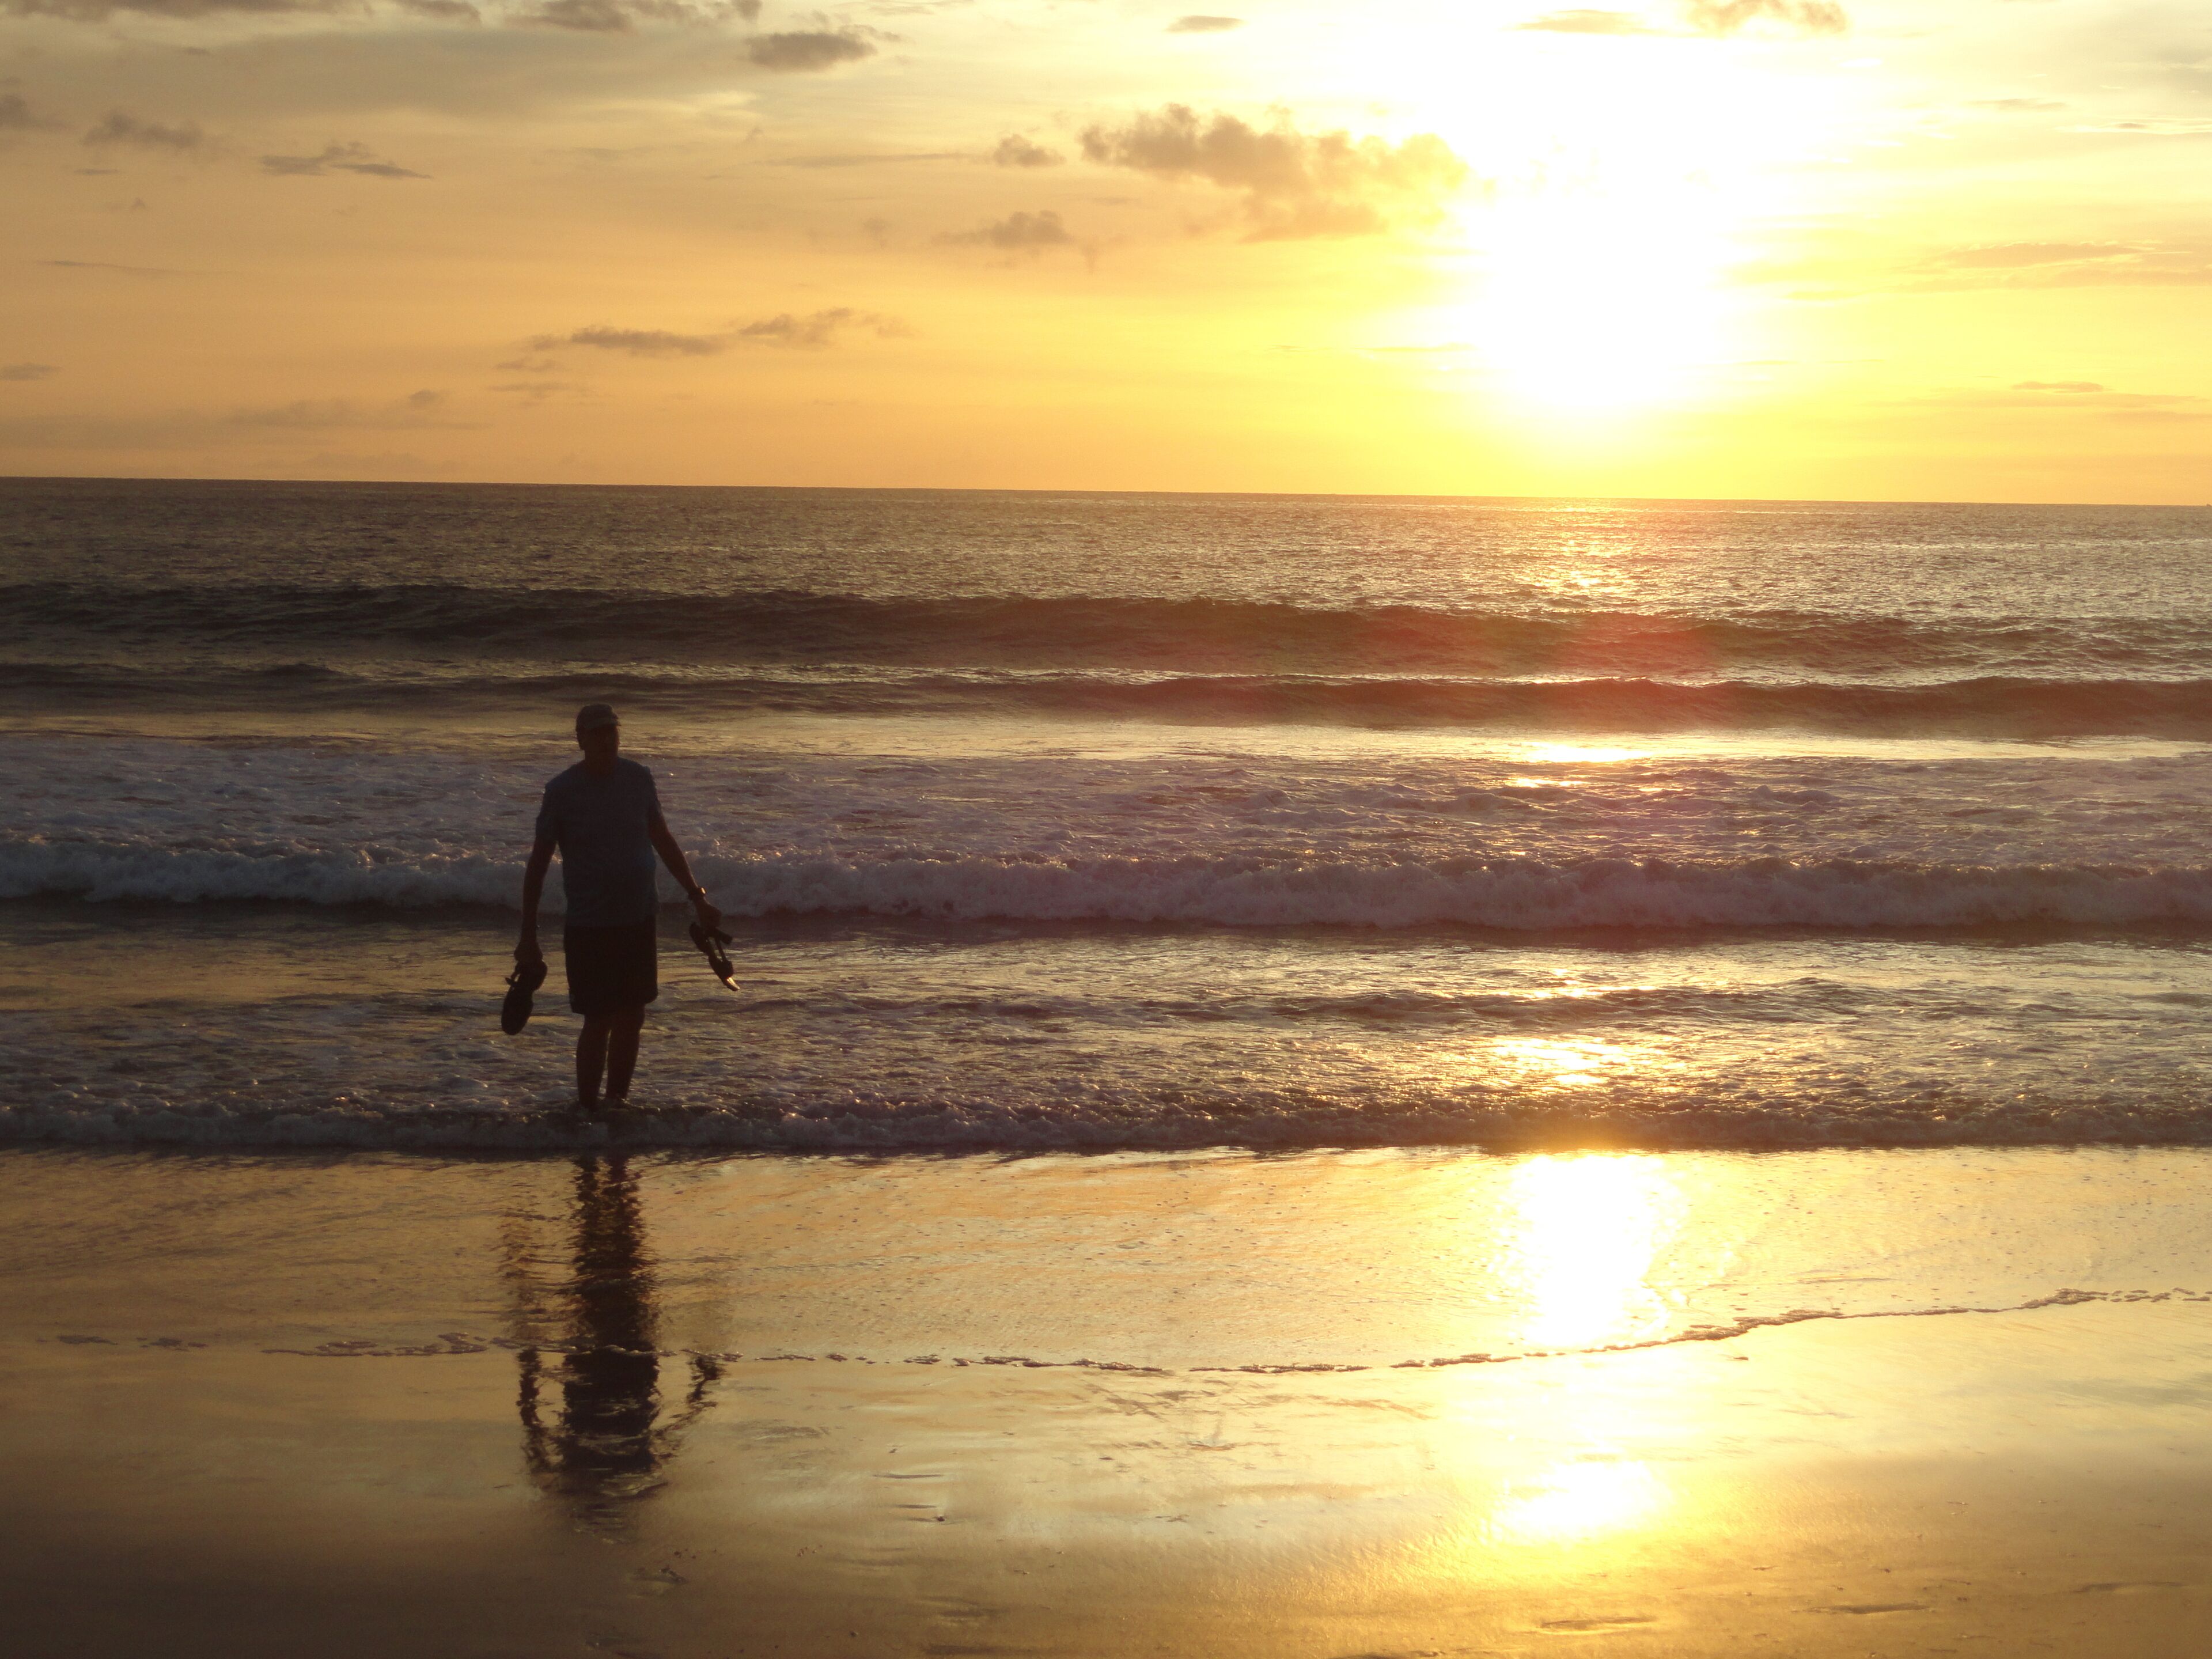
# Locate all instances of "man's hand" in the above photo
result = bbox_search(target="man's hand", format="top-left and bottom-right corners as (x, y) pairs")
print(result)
(690, 889), (722, 931)
(515, 935), (544, 968)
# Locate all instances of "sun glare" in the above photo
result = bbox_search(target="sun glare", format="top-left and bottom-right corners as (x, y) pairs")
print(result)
(1375, 28), (1835, 418)
(1501, 1153), (1684, 1351)
(1487, 1456), (1668, 1546)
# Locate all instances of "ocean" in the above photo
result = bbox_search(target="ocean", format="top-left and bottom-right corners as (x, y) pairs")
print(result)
(6, 476), (2212, 1152)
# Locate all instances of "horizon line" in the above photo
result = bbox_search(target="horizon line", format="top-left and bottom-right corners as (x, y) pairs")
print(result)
(4, 473), (2210, 513)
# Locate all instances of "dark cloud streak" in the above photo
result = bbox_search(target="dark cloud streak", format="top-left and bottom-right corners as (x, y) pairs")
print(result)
(261, 141), (428, 178)
(938, 209), (1073, 251)
(992, 135), (1064, 168)
(534, 310), (904, 356)
(84, 112), (207, 151)
(745, 29), (876, 71)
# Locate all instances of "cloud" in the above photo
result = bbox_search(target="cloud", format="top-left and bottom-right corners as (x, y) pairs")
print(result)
(84, 112), (208, 152)
(1078, 104), (1469, 239)
(770, 150), (963, 167)
(735, 308), (903, 347)
(396, 0), (481, 16)
(745, 29), (876, 71)
(536, 325), (726, 356)
(491, 380), (581, 399)
(512, 0), (757, 30)
(1, 362), (58, 381)
(2064, 118), (2212, 137)
(2, 0), (338, 17)
(938, 209), (1074, 251)
(261, 141), (427, 179)
(1937, 242), (2137, 269)
(530, 312), (903, 356)
(1166, 14), (1241, 32)
(224, 392), (467, 430)
(993, 134), (1064, 168)
(1517, 9), (1660, 33)
(1914, 385), (2212, 422)
(1968, 98), (2065, 113)
(514, 0), (628, 29)
(42, 258), (186, 274)
(1683, 0), (1846, 35)
(0, 93), (60, 133)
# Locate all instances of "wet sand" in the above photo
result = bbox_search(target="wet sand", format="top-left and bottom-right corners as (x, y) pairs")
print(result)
(3, 1146), (2210, 1656)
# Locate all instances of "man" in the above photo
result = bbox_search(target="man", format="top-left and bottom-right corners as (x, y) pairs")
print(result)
(517, 703), (722, 1111)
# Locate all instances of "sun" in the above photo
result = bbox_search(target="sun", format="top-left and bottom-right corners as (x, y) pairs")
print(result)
(1474, 184), (1734, 414)
(1357, 21), (1844, 416)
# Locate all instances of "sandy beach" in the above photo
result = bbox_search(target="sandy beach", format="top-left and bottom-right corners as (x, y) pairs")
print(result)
(6, 1144), (2209, 1657)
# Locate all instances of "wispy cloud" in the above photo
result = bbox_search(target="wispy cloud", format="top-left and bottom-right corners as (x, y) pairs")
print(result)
(0, 92), (61, 133)
(225, 389), (466, 430)
(1079, 104), (1469, 240)
(1683, 0), (1846, 36)
(735, 308), (907, 346)
(937, 209), (1074, 252)
(769, 150), (963, 168)
(536, 325), (726, 356)
(1, 362), (59, 381)
(83, 112), (207, 152)
(512, 0), (757, 30)
(1936, 243), (2137, 270)
(261, 141), (427, 179)
(4, 0), (341, 18)
(745, 28), (876, 71)
(1165, 14), (1241, 32)
(531, 310), (905, 356)
(1517, 9), (1660, 35)
(41, 258), (188, 275)
(992, 135), (1064, 168)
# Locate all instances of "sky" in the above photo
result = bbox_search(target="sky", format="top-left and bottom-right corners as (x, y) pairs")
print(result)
(3, 0), (2210, 500)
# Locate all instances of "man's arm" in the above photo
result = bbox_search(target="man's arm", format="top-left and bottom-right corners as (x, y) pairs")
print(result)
(649, 809), (722, 930)
(517, 834), (555, 965)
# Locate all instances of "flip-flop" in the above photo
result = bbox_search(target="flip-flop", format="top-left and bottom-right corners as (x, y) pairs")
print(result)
(501, 959), (548, 1034)
(688, 922), (740, 992)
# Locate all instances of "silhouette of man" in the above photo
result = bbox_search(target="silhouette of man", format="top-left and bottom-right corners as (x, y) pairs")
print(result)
(516, 703), (721, 1111)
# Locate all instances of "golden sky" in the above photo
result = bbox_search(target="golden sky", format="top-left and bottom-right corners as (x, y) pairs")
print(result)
(3, 0), (2209, 500)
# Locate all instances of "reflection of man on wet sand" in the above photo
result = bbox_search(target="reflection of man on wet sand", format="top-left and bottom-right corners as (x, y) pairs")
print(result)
(513, 1156), (719, 1533)
(516, 703), (721, 1112)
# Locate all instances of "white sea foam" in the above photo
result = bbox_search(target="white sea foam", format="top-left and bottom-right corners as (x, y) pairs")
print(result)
(9, 733), (2212, 931)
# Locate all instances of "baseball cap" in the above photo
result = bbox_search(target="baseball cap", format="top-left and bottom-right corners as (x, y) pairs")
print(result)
(575, 702), (620, 732)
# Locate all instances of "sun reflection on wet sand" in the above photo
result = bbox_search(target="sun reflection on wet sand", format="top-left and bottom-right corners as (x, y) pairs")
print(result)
(1502, 1153), (1685, 1351)
(1486, 1456), (1668, 1547)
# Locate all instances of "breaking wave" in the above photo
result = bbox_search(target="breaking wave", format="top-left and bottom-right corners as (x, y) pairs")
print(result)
(9, 838), (2212, 931)
(10, 659), (2212, 736)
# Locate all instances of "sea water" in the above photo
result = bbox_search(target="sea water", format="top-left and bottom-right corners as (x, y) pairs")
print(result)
(5, 478), (2212, 1150)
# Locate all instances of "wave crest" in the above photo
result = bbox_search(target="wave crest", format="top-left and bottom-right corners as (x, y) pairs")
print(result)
(9, 838), (2211, 930)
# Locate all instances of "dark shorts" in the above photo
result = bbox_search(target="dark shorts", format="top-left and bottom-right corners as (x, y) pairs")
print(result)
(563, 922), (659, 1017)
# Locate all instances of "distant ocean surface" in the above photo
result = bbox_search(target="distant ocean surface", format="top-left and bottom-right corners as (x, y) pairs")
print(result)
(6, 476), (2212, 1152)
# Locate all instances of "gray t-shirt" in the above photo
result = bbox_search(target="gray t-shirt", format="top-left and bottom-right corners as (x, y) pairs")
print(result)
(535, 759), (662, 927)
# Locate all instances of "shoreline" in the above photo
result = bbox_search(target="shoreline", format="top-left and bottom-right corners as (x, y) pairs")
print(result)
(7, 1141), (2211, 1656)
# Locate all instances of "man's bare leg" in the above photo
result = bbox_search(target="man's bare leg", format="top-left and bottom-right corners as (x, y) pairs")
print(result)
(604, 1006), (646, 1103)
(577, 1014), (612, 1109)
